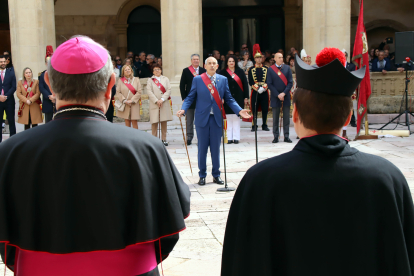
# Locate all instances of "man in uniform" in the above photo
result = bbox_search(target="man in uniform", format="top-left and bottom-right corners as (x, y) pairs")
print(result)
(248, 44), (270, 132)
(179, 54), (206, 145)
(0, 36), (190, 275)
(39, 46), (55, 123)
(266, 52), (293, 143)
(177, 57), (250, 186)
(221, 48), (414, 276)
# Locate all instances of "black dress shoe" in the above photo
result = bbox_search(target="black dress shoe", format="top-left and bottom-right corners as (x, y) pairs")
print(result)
(272, 138), (279, 143)
(350, 122), (357, 127)
(162, 140), (169, 146)
(284, 137), (292, 143)
(234, 140), (239, 144)
(187, 139), (192, 146)
(198, 177), (206, 185)
(251, 125), (257, 132)
(213, 176), (224, 185)
(227, 140), (234, 144)
(262, 126), (270, 131)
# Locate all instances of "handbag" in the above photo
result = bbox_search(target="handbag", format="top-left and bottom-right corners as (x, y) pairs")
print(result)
(114, 91), (130, 112)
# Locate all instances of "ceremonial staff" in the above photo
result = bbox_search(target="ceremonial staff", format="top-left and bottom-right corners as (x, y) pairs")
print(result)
(158, 107), (161, 139)
(254, 90), (259, 164)
(217, 101), (235, 192)
(279, 101), (283, 140)
(179, 116), (193, 175)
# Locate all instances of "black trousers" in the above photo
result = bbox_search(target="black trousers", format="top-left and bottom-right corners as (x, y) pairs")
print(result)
(186, 108), (195, 141)
(0, 104), (16, 142)
(44, 112), (53, 123)
(272, 103), (290, 139)
(350, 110), (356, 125)
(251, 91), (269, 127)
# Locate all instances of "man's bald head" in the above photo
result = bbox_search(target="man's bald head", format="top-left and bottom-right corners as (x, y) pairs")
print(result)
(205, 57), (219, 75)
(275, 53), (284, 66)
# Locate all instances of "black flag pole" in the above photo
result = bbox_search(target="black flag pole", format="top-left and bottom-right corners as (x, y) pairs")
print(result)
(217, 101), (235, 192)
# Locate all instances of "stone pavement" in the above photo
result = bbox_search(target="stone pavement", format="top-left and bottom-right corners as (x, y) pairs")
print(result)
(2, 119), (414, 275)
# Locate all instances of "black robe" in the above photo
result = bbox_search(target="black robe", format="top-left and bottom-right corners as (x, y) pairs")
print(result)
(0, 106), (190, 273)
(219, 67), (249, 114)
(222, 134), (414, 276)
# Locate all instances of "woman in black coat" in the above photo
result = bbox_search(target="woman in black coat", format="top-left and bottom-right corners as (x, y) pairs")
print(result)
(219, 55), (249, 144)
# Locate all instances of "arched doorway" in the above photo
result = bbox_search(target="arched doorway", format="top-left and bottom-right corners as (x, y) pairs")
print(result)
(127, 6), (161, 57)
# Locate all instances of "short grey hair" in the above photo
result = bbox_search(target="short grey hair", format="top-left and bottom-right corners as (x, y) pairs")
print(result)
(147, 54), (155, 60)
(191, 54), (200, 60)
(47, 36), (113, 103)
(205, 57), (218, 64)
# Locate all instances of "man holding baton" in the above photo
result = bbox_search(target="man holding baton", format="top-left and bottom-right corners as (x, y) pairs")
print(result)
(177, 57), (251, 186)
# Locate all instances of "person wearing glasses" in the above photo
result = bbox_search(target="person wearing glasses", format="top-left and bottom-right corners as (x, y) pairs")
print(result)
(115, 56), (122, 74)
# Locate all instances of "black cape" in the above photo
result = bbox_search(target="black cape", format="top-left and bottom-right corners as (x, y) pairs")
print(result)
(0, 106), (190, 271)
(222, 134), (414, 276)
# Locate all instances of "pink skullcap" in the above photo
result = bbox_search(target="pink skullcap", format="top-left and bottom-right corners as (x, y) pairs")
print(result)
(51, 36), (108, 74)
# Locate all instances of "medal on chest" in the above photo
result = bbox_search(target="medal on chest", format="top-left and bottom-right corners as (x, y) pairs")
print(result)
(193, 72), (197, 77)
(208, 84), (214, 94)
(231, 73), (235, 78)
(28, 87), (32, 92)
(24, 84), (27, 89)
(124, 80), (128, 84)
(278, 72), (281, 76)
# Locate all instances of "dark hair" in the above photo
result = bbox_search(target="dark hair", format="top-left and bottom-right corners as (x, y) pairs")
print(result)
(293, 88), (352, 133)
(288, 56), (295, 64)
(0, 55), (6, 60)
(224, 55), (240, 70)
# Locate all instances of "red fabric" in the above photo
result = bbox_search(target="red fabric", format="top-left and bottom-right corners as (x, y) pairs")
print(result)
(188, 66), (198, 77)
(15, 242), (157, 276)
(120, 77), (137, 95)
(269, 65), (288, 86)
(200, 73), (226, 119)
(226, 68), (244, 92)
(315, 48), (346, 67)
(45, 46), (54, 59)
(151, 78), (171, 101)
(352, 0), (371, 134)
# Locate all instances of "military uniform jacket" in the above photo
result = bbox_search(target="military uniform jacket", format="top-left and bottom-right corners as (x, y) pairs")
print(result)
(248, 65), (270, 108)
(222, 134), (414, 276)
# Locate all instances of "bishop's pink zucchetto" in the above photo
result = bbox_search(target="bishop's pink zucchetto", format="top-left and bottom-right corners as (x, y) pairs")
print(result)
(51, 36), (108, 75)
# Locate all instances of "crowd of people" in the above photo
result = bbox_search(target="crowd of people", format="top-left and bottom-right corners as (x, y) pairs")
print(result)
(369, 37), (414, 74)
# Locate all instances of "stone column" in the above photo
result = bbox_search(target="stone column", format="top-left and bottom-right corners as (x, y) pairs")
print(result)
(303, 0), (351, 60)
(161, 0), (203, 97)
(283, 3), (300, 52)
(114, 24), (128, 60)
(9, 0), (56, 79)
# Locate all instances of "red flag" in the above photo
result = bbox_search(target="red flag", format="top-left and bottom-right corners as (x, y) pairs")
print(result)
(352, 0), (371, 134)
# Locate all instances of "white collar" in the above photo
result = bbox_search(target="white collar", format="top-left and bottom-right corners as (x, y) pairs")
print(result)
(192, 66), (199, 71)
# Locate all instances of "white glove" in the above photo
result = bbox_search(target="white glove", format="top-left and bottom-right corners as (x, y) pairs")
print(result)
(258, 87), (266, 94)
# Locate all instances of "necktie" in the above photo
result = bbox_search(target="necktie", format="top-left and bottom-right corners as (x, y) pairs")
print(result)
(196, 68), (199, 75)
(1, 70), (4, 96)
(210, 76), (215, 114)
(379, 60), (384, 69)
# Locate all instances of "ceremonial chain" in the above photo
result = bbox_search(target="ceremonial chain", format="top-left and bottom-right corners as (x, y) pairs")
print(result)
(53, 107), (107, 121)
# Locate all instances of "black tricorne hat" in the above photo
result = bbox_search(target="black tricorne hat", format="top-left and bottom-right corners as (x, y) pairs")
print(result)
(295, 50), (366, 97)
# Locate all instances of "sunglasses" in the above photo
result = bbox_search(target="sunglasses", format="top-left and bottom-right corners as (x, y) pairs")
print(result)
(116, 59), (121, 61)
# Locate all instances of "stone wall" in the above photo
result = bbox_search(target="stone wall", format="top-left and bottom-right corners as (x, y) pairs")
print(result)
(55, 15), (118, 55)
(368, 71), (414, 114)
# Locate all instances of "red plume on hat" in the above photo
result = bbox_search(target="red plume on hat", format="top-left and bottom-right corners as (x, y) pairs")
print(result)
(253, 44), (263, 58)
(315, 47), (346, 67)
(45, 45), (54, 59)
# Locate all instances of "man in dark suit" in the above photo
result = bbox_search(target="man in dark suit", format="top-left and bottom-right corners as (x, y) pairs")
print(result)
(371, 50), (391, 74)
(266, 52), (293, 143)
(39, 59), (55, 123)
(344, 50), (357, 128)
(0, 55), (16, 142)
(179, 54), (206, 145)
(177, 57), (250, 186)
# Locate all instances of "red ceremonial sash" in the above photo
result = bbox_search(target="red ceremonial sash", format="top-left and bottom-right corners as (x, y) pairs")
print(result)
(152, 78), (171, 101)
(188, 66), (198, 77)
(226, 68), (243, 92)
(200, 73), (226, 119)
(270, 65), (288, 86)
(19, 81), (41, 116)
(120, 77), (137, 95)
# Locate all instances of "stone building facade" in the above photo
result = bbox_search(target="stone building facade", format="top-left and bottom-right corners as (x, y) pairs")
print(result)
(4, 0), (414, 116)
